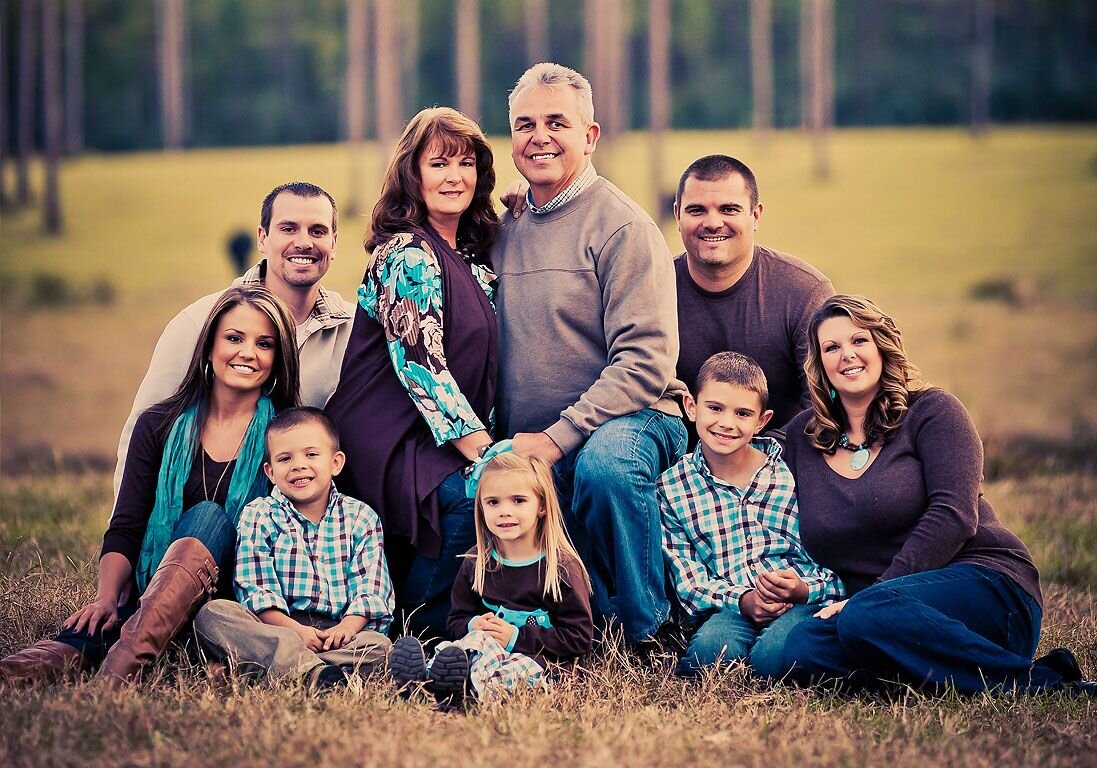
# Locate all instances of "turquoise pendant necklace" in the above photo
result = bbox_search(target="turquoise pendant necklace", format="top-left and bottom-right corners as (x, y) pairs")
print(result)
(838, 432), (873, 471)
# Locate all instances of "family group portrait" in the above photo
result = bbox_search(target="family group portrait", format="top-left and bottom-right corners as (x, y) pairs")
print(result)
(1, 1), (1095, 766)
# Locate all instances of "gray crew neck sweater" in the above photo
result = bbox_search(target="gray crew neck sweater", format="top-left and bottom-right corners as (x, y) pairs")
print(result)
(493, 176), (687, 454)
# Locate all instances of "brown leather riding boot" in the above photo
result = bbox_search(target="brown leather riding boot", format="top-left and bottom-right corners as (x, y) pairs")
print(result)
(96, 537), (218, 687)
(0, 639), (83, 683)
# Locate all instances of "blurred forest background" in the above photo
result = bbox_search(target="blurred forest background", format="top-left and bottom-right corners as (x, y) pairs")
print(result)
(3, 0), (1096, 155)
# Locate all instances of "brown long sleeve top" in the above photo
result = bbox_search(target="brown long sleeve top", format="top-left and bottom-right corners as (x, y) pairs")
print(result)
(779, 389), (1042, 607)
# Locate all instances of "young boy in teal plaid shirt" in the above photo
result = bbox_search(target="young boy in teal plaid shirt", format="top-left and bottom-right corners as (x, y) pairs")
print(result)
(659, 353), (844, 677)
(195, 407), (393, 690)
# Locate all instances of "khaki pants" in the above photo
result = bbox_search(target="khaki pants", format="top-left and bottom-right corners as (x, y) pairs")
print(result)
(195, 599), (391, 682)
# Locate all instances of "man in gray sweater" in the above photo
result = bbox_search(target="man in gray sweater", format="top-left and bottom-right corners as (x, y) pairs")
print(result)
(492, 62), (688, 646)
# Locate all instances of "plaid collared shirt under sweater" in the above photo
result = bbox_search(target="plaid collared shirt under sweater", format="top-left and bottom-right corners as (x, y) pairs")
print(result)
(235, 485), (394, 632)
(658, 437), (844, 619)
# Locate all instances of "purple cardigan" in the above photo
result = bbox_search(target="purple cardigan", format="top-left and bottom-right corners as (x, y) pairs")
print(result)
(326, 226), (497, 560)
(779, 388), (1042, 607)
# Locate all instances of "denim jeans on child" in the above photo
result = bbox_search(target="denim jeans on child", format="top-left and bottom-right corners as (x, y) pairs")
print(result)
(677, 603), (818, 677)
(55, 501), (235, 664)
(554, 408), (687, 644)
(752, 563), (1061, 692)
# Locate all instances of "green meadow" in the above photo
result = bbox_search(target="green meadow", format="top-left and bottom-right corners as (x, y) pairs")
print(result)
(1, 128), (1095, 767)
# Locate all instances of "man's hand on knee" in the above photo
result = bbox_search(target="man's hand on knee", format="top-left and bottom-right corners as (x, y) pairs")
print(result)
(511, 432), (564, 466)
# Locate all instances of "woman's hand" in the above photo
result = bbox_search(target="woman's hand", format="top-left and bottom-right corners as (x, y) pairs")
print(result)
(499, 180), (530, 219)
(814, 599), (847, 620)
(63, 552), (131, 636)
(63, 597), (120, 636)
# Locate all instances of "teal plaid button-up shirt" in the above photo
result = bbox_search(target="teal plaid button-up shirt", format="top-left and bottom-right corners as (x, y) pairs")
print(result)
(235, 484), (394, 632)
(659, 437), (844, 619)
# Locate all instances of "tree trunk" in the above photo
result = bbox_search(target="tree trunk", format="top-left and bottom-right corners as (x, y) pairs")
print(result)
(751, 0), (774, 142)
(0, 0), (10, 207)
(648, 0), (670, 224)
(799, 0), (810, 132)
(583, 0), (601, 103)
(456, 0), (480, 120)
(345, 0), (369, 215)
(804, 0), (832, 179)
(157, 0), (186, 150)
(401, 0), (419, 118)
(524, 0), (548, 65)
(374, 0), (401, 150)
(17, 0), (37, 206)
(585, 0), (625, 139)
(64, 0), (83, 154)
(42, 0), (63, 233)
(971, 0), (994, 135)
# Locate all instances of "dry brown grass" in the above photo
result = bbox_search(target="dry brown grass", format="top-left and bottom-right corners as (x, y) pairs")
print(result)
(1, 469), (1094, 768)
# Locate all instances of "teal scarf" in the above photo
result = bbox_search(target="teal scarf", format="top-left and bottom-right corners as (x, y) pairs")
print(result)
(135, 396), (273, 592)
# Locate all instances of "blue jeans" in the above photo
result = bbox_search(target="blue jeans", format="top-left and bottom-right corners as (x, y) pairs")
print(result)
(557, 409), (687, 643)
(677, 603), (819, 677)
(756, 564), (1059, 692)
(57, 501), (235, 663)
(399, 469), (476, 640)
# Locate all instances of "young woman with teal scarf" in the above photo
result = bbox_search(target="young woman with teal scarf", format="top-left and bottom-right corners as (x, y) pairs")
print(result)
(0, 286), (300, 685)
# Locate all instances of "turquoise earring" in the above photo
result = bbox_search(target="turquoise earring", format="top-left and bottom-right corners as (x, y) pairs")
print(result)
(829, 386), (837, 400)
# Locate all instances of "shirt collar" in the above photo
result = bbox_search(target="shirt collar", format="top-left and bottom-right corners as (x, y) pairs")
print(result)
(237, 259), (352, 326)
(689, 436), (783, 486)
(270, 482), (342, 524)
(526, 162), (597, 216)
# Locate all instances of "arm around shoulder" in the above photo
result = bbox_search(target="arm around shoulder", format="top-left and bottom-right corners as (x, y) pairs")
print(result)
(113, 302), (208, 496)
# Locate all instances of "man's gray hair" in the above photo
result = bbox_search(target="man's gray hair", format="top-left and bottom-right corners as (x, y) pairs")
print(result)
(508, 62), (596, 127)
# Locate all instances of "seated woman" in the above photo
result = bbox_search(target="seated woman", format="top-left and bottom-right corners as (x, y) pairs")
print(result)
(1, 286), (300, 685)
(326, 107), (499, 639)
(752, 294), (1091, 693)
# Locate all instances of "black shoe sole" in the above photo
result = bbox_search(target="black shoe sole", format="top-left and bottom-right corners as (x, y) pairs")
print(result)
(389, 637), (427, 694)
(428, 646), (470, 709)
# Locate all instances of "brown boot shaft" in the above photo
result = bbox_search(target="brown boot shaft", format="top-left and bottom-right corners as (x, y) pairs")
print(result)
(96, 537), (218, 686)
(0, 639), (83, 684)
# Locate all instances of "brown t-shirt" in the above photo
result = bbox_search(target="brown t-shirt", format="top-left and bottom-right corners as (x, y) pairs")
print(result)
(675, 245), (833, 431)
(447, 551), (593, 668)
(779, 389), (1042, 607)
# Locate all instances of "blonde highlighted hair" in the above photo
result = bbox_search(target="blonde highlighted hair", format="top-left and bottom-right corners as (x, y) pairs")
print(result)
(804, 294), (926, 453)
(470, 453), (591, 601)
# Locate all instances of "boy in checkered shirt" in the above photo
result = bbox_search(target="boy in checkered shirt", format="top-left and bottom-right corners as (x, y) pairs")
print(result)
(659, 353), (843, 677)
(195, 407), (394, 690)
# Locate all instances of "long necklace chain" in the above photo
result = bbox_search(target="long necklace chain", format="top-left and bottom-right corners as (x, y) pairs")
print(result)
(202, 425), (249, 502)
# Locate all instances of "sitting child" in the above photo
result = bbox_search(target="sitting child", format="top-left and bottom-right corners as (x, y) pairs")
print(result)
(389, 452), (593, 708)
(659, 352), (844, 677)
(194, 407), (394, 690)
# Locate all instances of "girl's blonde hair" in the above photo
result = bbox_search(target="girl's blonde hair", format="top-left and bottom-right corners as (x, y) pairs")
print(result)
(803, 294), (926, 452)
(471, 453), (591, 601)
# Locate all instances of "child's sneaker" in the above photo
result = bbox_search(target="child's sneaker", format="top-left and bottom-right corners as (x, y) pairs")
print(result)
(428, 645), (470, 711)
(308, 663), (349, 692)
(388, 636), (427, 697)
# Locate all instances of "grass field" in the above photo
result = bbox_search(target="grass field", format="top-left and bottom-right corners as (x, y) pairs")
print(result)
(1, 128), (1095, 766)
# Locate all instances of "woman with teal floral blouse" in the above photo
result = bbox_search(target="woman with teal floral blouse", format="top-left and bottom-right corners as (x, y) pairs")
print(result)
(327, 107), (500, 639)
